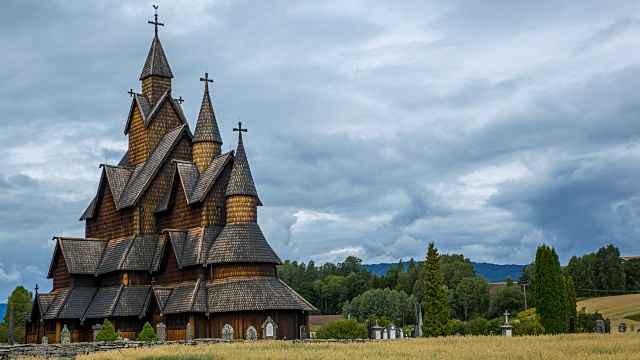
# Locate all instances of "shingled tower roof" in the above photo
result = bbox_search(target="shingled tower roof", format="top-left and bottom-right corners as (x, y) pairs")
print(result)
(193, 73), (222, 144)
(140, 35), (173, 80)
(226, 123), (258, 198)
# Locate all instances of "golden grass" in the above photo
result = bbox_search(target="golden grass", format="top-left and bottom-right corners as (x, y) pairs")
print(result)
(78, 334), (640, 360)
(577, 294), (640, 328)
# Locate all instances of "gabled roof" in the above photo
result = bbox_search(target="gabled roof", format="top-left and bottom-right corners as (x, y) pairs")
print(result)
(124, 91), (187, 135)
(226, 131), (259, 199)
(49, 235), (164, 278)
(205, 222), (281, 265)
(57, 287), (97, 319)
(79, 165), (134, 221)
(117, 124), (192, 209)
(154, 280), (206, 315)
(154, 152), (233, 213)
(193, 81), (222, 144)
(41, 288), (71, 320)
(80, 195), (97, 221)
(207, 276), (316, 313)
(140, 34), (173, 80)
(165, 226), (223, 268)
(48, 237), (109, 277)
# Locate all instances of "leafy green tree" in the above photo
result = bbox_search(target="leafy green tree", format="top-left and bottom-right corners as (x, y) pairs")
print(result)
(487, 317), (504, 335)
(0, 286), (33, 343)
(342, 288), (417, 326)
(321, 275), (348, 314)
(422, 242), (450, 337)
(440, 254), (475, 290)
(623, 258), (640, 291)
(315, 319), (368, 339)
(136, 322), (158, 341)
(594, 245), (625, 295)
(506, 276), (514, 287)
(95, 318), (118, 341)
(566, 276), (577, 322)
(534, 245), (568, 334)
(454, 277), (490, 321)
(496, 284), (525, 315)
(468, 317), (489, 335)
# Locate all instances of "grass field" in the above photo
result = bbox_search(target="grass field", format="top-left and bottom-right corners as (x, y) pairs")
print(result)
(577, 294), (640, 329)
(77, 334), (640, 360)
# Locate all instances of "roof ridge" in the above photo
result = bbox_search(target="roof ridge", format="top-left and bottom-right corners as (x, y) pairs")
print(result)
(118, 235), (137, 271)
(80, 288), (99, 322)
(95, 237), (112, 277)
(110, 284), (126, 318)
(188, 278), (201, 312)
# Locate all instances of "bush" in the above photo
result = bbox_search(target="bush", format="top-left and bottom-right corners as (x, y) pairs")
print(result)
(513, 310), (545, 336)
(468, 317), (489, 335)
(315, 319), (368, 339)
(95, 319), (118, 342)
(449, 319), (468, 335)
(576, 307), (603, 333)
(136, 322), (158, 341)
(487, 317), (504, 335)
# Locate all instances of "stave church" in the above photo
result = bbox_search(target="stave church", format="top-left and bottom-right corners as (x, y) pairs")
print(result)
(22, 10), (315, 343)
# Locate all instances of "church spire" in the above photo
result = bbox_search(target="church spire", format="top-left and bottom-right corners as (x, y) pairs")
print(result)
(140, 6), (173, 81)
(139, 6), (173, 104)
(225, 122), (260, 223)
(192, 72), (223, 172)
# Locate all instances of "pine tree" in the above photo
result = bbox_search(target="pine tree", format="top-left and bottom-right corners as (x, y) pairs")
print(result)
(566, 276), (577, 322)
(534, 245), (568, 334)
(422, 242), (450, 337)
(136, 322), (159, 341)
(95, 318), (118, 342)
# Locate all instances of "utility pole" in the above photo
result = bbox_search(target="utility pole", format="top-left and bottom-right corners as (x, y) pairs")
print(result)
(520, 283), (529, 310)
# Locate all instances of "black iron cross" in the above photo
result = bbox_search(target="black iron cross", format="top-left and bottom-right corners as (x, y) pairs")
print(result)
(200, 72), (214, 84)
(148, 5), (164, 36)
(128, 89), (135, 97)
(233, 121), (247, 134)
(177, 96), (184, 104)
(35, 284), (39, 295)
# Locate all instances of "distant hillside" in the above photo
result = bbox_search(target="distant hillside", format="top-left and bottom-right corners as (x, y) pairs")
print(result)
(0, 303), (5, 322)
(363, 262), (525, 283)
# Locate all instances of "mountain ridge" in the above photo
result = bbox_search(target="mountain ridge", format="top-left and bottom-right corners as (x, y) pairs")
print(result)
(363, 261), (525, 283)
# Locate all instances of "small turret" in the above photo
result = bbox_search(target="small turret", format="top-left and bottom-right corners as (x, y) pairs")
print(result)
(192, 72), (223, 172)
(140, 7), (173, 104)
(225, 122), (260, 223)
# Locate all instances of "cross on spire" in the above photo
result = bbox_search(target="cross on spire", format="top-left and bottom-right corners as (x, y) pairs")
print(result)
(200, 72), (214, 84)
(148, 5), (164, 36)
(177, 96), (184, 104)
(128, 89), (135, 97)
(233, 121), (247, 134)
(35, 284), (39, 295)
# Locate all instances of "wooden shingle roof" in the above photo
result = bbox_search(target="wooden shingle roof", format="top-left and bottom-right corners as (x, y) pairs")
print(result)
(225, 132), (259, 199)
(165, 226), (223, 267)
(140, 34), (173, 80)
(205, 222), (281, 265)
(192, 81), (222, 144)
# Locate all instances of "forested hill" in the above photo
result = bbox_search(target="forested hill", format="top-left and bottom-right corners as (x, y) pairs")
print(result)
(363, 262), (525, 283)
(0, 304), (5, 321)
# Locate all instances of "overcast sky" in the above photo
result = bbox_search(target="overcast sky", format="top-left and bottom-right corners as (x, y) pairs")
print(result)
(1, 0), (640, 299)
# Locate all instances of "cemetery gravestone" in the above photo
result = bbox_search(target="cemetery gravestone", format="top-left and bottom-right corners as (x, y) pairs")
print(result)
(246, 326), (257, 341)
(619, 322), (627, 333)
(7, 304), (14, 345)
(61, 324), (71, 343)
(596, 320), (605, 334)
(186, 323), (192, 341)
(222, 324), (234, 341)
(92, 324), (102, 342)
(156, 323), (166, 342)
(383, 328), (388, 339)
(371, 322), (383, 340)
(605, 319), (611, 334)
(262, 316), (278, 340)
(41, 336), (48, 345)
(399, 328), (403, 339)
(300, 325), (308, 340)
(116, 330), (123, 342)
(388, 324), (396, 339)
(501, 311), (514, 337)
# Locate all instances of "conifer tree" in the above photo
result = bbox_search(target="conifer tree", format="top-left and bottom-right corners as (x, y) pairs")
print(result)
(136, 322), (159, 341)
(422, 242), (450, 337)
(95, 318), (118, 342)
(566, 276), (577, 322)
(534, 245), (568, 334)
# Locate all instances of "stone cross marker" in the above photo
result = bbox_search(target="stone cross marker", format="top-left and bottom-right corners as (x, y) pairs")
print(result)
(246, 326), (257, 341)
(92, 324), (102, 342)
(116, 330), (123, 342)
(156, 322), (166, 342)
(186, 323), (192, 341)
(503, 311), (510, 324)
(7, 303), (14, 345)
(61, 324), (70, 343)
(383, 328), (388, 339)
(222, 324), (234, 341)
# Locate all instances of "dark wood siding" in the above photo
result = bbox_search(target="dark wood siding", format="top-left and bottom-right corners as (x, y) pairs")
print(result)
(52, 252), (70, 290)
(155, 242), (197, 284)
(85, 180), (135, 239)
(213, 263), (276, 279)
(155, 173), (202, 231)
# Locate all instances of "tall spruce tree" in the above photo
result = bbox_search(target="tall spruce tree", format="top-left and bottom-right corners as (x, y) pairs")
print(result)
(534, 245), (568, 334)
(566, 276), (577, 322)
(422, 242), (450, 337)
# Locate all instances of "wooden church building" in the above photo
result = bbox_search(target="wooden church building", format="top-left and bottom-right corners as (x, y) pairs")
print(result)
(22, 11), (315, 344)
